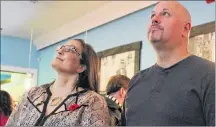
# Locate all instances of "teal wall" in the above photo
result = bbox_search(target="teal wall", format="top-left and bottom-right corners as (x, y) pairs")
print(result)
(38, 1), (215, 85)
(1, 36), (39, 69)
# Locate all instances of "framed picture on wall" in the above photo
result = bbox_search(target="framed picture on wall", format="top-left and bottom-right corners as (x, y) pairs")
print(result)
(0, 65), (37, 105)
(188, 21), (215, 62)
(97, 41), (142, 94)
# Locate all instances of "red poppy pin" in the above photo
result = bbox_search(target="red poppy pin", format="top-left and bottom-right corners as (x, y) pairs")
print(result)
(206, 0), (215, 4)
(69, 104), (80, 111)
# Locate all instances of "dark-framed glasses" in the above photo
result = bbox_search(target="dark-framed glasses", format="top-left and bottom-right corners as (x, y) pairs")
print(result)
(56, 45), (82, 59)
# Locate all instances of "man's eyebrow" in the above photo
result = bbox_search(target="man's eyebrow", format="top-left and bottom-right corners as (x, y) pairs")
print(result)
(163, 8), (169, 11)
(151, 8), (170, 13)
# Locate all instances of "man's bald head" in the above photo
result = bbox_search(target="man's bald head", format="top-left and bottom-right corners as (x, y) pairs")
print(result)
(157, 1), (191, 24)
(147, 1), (192, 50)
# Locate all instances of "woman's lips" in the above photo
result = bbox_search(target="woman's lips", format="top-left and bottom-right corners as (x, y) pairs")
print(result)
(56, 57), (63, 61)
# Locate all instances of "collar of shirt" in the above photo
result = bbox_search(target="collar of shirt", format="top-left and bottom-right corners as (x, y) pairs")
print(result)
(106, 95), (122, 108)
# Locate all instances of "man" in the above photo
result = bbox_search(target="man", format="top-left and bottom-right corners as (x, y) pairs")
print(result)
(105, 75), (130, 126)
(122, 1), (215, 126)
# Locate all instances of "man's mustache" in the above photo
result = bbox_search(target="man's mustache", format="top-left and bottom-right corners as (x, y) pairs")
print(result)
(148, 24), (164, 33)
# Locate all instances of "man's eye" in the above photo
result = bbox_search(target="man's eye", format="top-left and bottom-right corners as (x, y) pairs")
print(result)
(150, 14), (155, 19)
(162, 12), (170, 16)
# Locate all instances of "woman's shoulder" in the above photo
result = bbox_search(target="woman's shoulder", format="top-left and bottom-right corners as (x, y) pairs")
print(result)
(79, 91), (110, 126)
(81, 90), (107, 107)
(27, 83), (51, 100)
(28, 83), (49, 94)
(85, 91), (105, 100)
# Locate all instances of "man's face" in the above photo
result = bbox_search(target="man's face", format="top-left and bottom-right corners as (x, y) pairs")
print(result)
(147, 2), (183, 48)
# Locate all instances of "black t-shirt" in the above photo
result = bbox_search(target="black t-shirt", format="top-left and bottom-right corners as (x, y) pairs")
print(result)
(122, 55), (215, 126)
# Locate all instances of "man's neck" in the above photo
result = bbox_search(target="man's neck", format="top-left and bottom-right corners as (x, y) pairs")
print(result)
(156, 46), (190, 68)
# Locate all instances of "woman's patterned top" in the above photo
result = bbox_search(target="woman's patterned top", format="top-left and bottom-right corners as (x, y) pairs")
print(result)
(6, 83), (110, 126)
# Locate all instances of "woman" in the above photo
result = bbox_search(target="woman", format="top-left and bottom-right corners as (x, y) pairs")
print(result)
(0, 90), (14, 126)
(6, 39), (110, 126)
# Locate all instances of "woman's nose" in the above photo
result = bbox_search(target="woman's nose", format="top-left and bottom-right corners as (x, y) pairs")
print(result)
(57, 48), (64, 55)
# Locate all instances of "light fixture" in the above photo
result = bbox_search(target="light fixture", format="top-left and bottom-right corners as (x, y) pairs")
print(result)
(29, 0), (38, 4)
(85, 31), (88, 43)
(25, 73), (33, 91)
(25, 28), (34, 91)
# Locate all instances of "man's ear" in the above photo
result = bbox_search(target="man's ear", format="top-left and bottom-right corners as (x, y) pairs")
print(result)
(120, 87), (126, 97)
(182, 22), (191, 37)
(76, 65), (86, 73)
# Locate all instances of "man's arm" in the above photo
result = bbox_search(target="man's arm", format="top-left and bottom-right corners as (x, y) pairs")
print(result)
(201, 70), (215, 126)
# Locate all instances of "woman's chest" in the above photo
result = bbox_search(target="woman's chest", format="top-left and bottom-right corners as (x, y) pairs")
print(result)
(17, 103), (86, 126)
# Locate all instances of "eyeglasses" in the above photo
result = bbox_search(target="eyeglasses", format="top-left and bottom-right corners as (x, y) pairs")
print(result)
(56, 45), (82, 59)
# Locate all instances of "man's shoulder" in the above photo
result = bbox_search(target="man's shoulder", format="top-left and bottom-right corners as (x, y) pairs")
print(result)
(104, 96), (120, 110)
(130, 65), (155, 82)
(127, 65), (155, 90)
(104, 96), (121, 126)
(190, 55), (215, 74)
(192, 55), (214, 68)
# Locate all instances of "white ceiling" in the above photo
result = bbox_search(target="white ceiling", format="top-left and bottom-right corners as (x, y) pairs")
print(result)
(1, 1), (110, 39)
(1, 1), (157, 49)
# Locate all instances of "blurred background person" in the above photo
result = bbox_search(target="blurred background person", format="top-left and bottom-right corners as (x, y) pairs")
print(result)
(0, 90), (14, 126)
(105, 75), (130, 126)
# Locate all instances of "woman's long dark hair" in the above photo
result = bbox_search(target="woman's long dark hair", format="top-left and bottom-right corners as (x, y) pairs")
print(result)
(74, 39), (100, 93)
(0, 90), (13, 116)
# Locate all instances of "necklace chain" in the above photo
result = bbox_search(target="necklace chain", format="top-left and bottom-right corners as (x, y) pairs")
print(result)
(50, 97), (62, 106)
(49, 85), (77, 106)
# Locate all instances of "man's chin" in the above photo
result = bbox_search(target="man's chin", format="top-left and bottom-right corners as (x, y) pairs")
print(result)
(150, 39), (161, 44)
(150, 39), (165, 50)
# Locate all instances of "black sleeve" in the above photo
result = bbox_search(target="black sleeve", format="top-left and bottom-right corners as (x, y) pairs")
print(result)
(201, 70), (215, 126)
(119, 100), (126, 126)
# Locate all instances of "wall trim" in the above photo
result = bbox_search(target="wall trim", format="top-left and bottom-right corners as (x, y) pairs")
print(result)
(34, 1), (158, 50)
(190, 21), (215, 38)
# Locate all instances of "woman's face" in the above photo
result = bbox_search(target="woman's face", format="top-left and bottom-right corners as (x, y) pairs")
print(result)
(51, 40), (84, 74)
